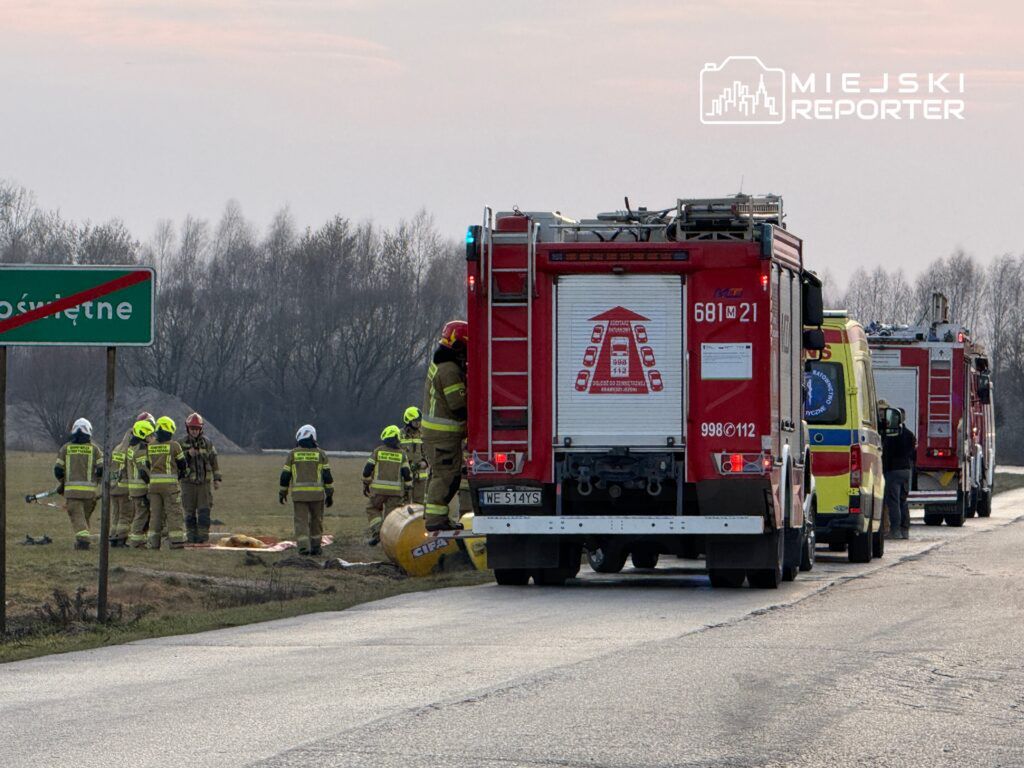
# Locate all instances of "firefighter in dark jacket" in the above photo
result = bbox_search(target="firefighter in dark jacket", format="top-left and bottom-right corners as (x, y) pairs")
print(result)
(181, 412), (223, 543)
(421, 320), (468, 532)
(54, 418), (104, 550)
(362, 425), (413, 546)
(279, 424), (334, 556)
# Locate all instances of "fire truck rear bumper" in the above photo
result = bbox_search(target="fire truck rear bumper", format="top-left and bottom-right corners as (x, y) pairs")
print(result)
(471, 515), (765, 536)
(908, 490), (958, 505)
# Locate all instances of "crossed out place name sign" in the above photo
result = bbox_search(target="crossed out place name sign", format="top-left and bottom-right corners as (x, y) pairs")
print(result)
(0, 265), (155, 346)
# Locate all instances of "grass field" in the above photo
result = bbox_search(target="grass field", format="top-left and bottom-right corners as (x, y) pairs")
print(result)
(1, 451), (487, 663)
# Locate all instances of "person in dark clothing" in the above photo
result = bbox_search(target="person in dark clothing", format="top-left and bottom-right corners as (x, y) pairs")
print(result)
(883, 417), (917, 539)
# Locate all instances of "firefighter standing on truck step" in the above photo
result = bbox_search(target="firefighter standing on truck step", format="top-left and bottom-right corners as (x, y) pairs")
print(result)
(54, 418), (104, 550)
(126, 417), (156, 548)
(400, 406), (429, 504)
(181, 412), (222, 543)
(421, 320), (468, 532)
(279, 424), (334, 556)
(141, 416), (188, 550)
(362, 425), (413, 546)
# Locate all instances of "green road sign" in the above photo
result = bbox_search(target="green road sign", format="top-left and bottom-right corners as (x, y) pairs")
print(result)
(0, 265), (155, 346)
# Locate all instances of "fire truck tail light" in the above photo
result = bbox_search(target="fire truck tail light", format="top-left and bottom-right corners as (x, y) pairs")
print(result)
(494, 452), (508, 466)
(468, 274), (476, 292)
(928, 448), (954, 458)
(850, 444), (862, 488)
(717, 452), (769, 475)
(761, 274), (769, 291)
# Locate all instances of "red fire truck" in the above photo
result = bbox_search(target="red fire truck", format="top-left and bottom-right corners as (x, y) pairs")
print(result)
(866, 294), (995, 526)
(464, 195), (825, 588)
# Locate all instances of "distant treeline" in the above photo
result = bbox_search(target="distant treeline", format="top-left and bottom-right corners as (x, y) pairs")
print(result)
(1, 182), (464, 448)
(3, 182), (1022, 461)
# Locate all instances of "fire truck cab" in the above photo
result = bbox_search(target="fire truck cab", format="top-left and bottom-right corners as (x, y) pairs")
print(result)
(464, 195), (825, 589)
(866, 293), (996, 526)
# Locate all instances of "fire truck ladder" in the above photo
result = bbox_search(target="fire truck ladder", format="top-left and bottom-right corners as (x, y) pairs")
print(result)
(484, 209), (536, 468)
(927, 353), (954, 443)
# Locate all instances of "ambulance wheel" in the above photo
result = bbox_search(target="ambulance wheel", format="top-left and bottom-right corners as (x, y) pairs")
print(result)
(977, 489), (992, 518)
(872, 526), (885, 559)
(493, 569), (530, 586)
(708, 569), (746, 588)
(800, 502), (817, 572)
(828, 542), (847, 552)
(587, 546), (627, 574)
(630, 550), (659, 570)
(848, 529), (872, 563)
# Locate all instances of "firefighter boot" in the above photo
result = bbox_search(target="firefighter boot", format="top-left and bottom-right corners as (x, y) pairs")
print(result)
(74, 538), (91, 551)
(197, 508), (211, 543)
(184, 510), (199, 543)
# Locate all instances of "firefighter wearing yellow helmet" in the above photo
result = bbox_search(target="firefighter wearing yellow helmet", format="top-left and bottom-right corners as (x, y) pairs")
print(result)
(139, 416), (188, 549)
(421, 320), (468, 532)
(400, 406), (428, 504)
(53, 418), (103, 550)
(126, 417), (157, 548)
(361, 424), (413, 546)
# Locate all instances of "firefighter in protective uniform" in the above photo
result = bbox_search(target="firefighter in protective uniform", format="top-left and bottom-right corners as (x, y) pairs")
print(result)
(54, 418), (104, 550)
(362, 425), (413, 546)
(279, 424), (334, 556)
(399, 406), (428, 504)
(108, 426), (135, 547)
(126, 418), (157, 548)
(421, 320), (468, 531)
(141, 416), (188, 549)
(181, 412), (222, 543)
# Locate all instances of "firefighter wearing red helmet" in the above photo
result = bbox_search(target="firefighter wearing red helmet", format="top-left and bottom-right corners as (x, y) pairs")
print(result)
(420, 320), (469, 531)
(181, 412), (223, 543)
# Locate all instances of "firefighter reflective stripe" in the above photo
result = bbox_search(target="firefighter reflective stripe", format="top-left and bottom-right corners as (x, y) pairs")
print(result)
(63, 444), (98, 493)
(147, 442), (182, 484)
(424, 503), (449, 517)
(422, 415), (464, 431)
(370, 449), (406, 493)
(443, 383), (464, 396)
(288, 450), (327, 492)
(423, 362), (466, 433)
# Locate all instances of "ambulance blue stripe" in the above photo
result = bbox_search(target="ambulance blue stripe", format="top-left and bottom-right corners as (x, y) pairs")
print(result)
(809, 429), (859, 447)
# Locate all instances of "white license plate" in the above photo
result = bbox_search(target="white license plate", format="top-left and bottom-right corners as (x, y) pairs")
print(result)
(480, 489), (542, 506)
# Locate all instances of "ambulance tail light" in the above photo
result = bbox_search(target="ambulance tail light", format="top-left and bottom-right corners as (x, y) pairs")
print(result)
(850, 444), (862, 489)
(716, 452), (770, 475)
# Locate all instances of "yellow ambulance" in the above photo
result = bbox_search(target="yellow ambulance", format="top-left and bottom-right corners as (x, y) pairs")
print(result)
(805, 312), (886, 563)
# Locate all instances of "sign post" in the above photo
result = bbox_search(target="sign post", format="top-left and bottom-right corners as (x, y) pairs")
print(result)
(0, 265), (154, 632)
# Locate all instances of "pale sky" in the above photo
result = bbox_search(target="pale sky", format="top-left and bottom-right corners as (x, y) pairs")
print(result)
(1, 0), (1022, 281)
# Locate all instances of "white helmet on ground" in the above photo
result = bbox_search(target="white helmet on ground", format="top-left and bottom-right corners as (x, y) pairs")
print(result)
(295, 424), (317, 443)
(72, 418), (93, 437)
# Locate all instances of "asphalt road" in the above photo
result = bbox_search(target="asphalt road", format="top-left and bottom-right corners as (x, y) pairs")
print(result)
(2, 495), (1023, 768)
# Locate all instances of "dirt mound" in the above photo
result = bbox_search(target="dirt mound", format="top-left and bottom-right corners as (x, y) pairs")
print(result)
(4, 385), (244, 453)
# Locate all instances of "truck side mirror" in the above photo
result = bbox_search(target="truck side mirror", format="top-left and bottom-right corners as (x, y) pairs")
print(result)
(803, 283), (824, 327)
(978, 373), (991, 404)
(880, 406), (903, 436)
(803, 328), (825, 351)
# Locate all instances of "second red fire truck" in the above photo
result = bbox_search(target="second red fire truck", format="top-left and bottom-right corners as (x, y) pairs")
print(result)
(866, 294), (995, 526)
(463, 195), (825, 588)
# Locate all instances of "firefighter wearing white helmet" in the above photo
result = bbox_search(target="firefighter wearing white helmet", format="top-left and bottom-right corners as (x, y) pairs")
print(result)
(181, 412), (223, 543)
(279, 424), (334, 556)
(53, 418), (103, 550)
(399, 406), (428, 504)
(362, 425), (413, 546)
(421, 320), (469, 532)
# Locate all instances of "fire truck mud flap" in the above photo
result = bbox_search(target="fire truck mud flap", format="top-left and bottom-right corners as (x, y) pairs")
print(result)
(487, 536), (561, 570)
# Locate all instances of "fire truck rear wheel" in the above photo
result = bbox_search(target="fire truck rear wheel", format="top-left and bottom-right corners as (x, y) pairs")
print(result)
(587, 546), (627, 574)
(630, 550), (659, 570)
(977, 490), (992, 518)
(708, 569), (746, 588)
(848, 529), (872, 563)
(493, 569), (531, 586)
(923, 509), (944, 526)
